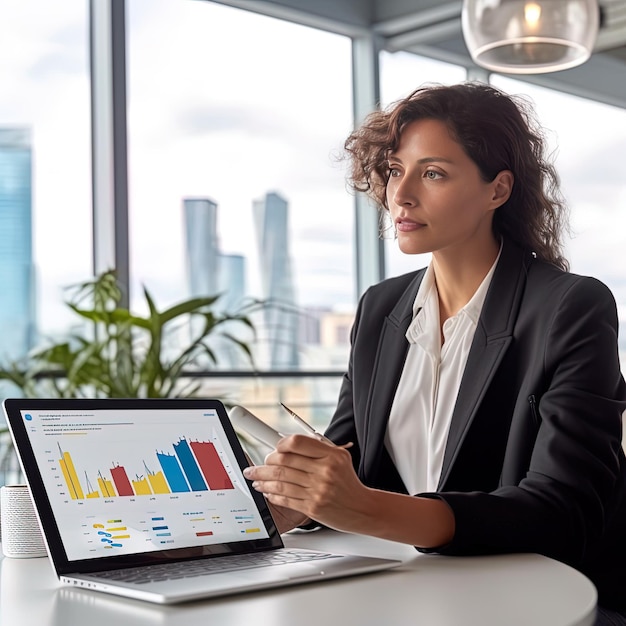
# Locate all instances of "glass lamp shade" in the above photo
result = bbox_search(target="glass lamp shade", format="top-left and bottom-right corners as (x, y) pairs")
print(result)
(462, 0), (600, 74)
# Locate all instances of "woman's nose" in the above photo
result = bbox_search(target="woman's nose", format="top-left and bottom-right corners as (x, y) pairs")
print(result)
(391, 174), (418, 207)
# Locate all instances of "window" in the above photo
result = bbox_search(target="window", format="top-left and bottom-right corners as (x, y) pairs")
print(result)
(492, 76), (626, 372)
(0, 1), (91, 350)
(126, 0), (354, 430)
(0, 0), (91, 484)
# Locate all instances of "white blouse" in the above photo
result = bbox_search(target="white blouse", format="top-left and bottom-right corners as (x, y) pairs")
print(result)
(385, 250), (501, 495)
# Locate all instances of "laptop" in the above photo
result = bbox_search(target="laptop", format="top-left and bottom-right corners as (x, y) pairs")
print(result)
(3, 397), (401, 604)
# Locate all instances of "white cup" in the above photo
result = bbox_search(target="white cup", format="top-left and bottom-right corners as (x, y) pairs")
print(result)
(1, 484), (47, 558)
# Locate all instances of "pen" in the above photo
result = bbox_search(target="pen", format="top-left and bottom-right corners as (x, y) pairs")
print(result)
(279, 402), (336, 445)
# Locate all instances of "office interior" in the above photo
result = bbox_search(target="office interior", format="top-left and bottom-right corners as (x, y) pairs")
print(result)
(0, 0), (625, 483)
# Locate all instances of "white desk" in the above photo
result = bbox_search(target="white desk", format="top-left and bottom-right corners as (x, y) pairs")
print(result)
(0, 529), (597, 626)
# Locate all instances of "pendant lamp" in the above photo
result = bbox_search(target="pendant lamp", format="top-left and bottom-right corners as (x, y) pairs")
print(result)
(461, 0), (600, 74)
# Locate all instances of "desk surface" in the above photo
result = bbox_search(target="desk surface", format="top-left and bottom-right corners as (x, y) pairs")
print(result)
(0, 529), (596, 626)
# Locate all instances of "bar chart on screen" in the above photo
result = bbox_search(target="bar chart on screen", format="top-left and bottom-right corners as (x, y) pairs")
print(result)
(57, 436), (234, 501)
(20, 408), (270, 559)
(21, 407), (246, 508)
(56, 437), (234, 500)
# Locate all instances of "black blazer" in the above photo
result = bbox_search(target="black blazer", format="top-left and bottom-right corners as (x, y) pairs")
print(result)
(325, 238), (626, 611)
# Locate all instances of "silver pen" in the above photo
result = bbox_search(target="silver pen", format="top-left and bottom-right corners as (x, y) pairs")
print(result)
(279, 403), (336, 445)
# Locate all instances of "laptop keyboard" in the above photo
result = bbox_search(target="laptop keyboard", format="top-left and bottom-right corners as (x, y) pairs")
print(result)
(94, 549), (341, 584)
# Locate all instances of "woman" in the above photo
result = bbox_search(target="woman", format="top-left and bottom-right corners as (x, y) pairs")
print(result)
(242, 83), (626, 622)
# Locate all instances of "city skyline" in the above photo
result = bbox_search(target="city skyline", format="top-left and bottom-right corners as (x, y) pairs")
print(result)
(183, 191), (317, 370)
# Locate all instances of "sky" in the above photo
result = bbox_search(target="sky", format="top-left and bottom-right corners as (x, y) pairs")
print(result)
(1, 0), (626, 338)
(124, 0), (355, 312)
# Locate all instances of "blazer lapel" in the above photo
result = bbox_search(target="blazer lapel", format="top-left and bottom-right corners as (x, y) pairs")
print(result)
(359, 270), (425, 485)
(438, 241), (531, 488)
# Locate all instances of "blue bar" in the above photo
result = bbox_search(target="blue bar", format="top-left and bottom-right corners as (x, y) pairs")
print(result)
(152, 526), (168, 531)
(173, 439), (208, 492)
(157, 451), (190, 492)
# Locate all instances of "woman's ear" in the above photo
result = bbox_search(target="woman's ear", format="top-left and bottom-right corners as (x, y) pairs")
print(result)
(491, 170), (514, 208)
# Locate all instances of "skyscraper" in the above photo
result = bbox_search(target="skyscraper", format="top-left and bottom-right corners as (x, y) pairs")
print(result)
(0, 127), (36, 363)
(252, 191), (299, 369)
(183, 199), (249, 368)
(217, 253), (246, 312)
(216, 253), (249, 368)
(183, 198), (220, 298)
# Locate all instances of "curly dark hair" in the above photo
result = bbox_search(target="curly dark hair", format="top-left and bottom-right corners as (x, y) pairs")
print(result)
(343, 82), (569, 270)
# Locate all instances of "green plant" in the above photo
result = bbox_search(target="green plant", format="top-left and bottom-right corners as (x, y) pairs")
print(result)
(0, 270), (260, 399)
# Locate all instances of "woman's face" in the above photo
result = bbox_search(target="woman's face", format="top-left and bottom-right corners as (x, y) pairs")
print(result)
(385, 118), (511, 259)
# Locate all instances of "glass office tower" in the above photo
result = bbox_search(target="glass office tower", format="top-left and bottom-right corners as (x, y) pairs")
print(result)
(216, 252), (249, 368)
(217, 253), (245, 311)
(183, 199), (250, 368)
(252, 191), (299, 369)
(0, 127), (36, 363)
(183, 197), (220, 298)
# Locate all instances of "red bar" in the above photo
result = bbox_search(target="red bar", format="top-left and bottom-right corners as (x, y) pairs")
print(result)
(190, 441), (234, 490)
(110, 465), (134, 496)
(196, 531), (214, 537)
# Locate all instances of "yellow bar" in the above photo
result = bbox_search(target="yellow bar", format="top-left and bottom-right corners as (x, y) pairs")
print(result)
(147, 471), (171, 494)
(62, 452), (85, 499)
(86, 491), (100, 499)
(98, 477), (117, 497)
(59, 459), (75, 499)
(245, 528), (261, 533)
(106, 526), (127, 532)
(111, 534), (131, 540)
(132, 477), (152, 495)
(59, 454), (84, 500)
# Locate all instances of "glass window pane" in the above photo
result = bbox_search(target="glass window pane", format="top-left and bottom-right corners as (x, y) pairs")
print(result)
(0, 1), (91, 484)
(126, 0), (354, 429)
(491, 75), (626, 373)
(380, 52), (467, 279)
(0, 1), (91, 348)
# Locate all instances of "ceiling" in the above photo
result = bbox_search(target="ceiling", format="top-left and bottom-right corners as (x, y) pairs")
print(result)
(211, 0), (626, 109)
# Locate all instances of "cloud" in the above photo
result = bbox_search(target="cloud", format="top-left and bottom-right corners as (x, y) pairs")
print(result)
(295, 226), (351, 244)
(27, 21), (87, 80)
(177, 103), (288, 138)
(559, 137), (626, 199)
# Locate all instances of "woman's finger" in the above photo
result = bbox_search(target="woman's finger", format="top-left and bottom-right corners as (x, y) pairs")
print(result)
(243, 461), (310, 486)
(274, 433), (353, 458)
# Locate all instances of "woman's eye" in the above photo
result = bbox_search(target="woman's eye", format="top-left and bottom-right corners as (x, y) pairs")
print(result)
(388, 167), (401, 178)
(425, 170), (443, 180)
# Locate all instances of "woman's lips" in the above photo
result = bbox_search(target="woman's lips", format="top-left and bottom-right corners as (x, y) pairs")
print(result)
(396, 219), (425, 232)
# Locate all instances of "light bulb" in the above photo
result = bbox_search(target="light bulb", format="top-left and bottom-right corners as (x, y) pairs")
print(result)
(524, 3), (542, 28)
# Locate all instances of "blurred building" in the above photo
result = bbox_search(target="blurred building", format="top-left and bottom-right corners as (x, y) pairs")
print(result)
(183, 197), (220, 298)
(252, 191), (299, 369)
(217, 253), (245, 312)
(216, 252), (251, 368)
(0, 127), (36, 362)
(183, 199), (250, 368)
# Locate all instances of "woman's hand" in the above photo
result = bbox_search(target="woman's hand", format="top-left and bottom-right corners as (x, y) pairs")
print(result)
(265, 500), (310, 535)
(244, 434), (456, 547)
(243, 434), (373, 533)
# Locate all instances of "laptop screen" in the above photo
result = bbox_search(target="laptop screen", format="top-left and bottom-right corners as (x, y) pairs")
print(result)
(4, 398), (281, 573)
